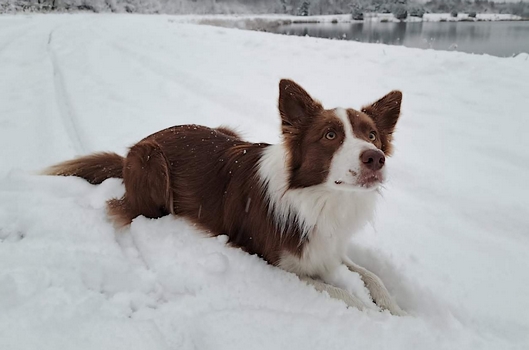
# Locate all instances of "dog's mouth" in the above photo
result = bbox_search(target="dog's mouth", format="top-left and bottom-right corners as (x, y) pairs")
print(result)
(332, 170), (384, 190)
(354, 169), (385, 189)
(357, 171), (384, 188)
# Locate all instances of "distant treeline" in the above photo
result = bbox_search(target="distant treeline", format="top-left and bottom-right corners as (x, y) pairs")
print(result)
(1, 0), (528, 17)
(424, 0), (529, 17)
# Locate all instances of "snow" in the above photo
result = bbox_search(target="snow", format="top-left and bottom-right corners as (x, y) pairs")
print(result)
(1, 13), (528, 350)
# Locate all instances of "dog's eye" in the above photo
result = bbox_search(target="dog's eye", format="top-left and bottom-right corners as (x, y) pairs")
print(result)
(369, 131), (376, 141)
(325, 131), (337, 140)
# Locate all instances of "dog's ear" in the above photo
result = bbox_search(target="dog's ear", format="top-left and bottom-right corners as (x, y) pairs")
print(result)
(362, 91), (402, 155)
(362, 91), (402, 135)
(278, 79), (323, 132)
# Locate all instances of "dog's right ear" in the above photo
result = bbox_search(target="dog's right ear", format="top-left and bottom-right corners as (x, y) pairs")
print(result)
(278, 79), (323, 132)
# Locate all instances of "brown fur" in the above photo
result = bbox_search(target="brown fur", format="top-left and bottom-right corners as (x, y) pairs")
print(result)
(214, 125), (241, 139)
(107, 139), (173, 227)
(42, 152), (124, 184)
(104, 125), (304, 264)
(278, 80), (348, 188)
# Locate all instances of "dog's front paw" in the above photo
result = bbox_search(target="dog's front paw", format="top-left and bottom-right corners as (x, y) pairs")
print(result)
(344, 262), (407, 316)
(301, 276), (378, 312)
(374, 296), (407, 316)
(386, 304), (407, 316)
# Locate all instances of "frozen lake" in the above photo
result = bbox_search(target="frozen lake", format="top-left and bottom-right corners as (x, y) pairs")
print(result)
(273, 20), (529, 57)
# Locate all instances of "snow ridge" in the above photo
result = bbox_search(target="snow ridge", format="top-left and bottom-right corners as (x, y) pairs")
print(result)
(47, 28), (86, 154)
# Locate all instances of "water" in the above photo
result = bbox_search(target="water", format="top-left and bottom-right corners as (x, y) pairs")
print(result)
(272, 21), (529, 57)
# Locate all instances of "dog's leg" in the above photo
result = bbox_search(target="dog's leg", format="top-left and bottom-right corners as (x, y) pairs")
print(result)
(107, 140), (172, 227)
(342, 257), (406, 316)
(300, 276), (378, 312)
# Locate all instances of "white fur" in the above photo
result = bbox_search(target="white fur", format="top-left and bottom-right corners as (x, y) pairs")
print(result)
(257, 108), (404, 315)
(257, 143), (377, 245)
(257, 140), (377, 278)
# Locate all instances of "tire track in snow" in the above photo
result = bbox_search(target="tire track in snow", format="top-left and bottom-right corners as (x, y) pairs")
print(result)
(47, 29), (86, 154)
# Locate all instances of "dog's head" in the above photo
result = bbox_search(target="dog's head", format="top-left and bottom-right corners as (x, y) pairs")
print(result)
(278, 79), (402, 191)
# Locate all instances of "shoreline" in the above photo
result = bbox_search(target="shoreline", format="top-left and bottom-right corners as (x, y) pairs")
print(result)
(171, 13), (526, 32)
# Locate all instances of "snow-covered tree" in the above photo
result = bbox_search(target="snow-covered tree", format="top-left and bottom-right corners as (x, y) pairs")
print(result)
(297, 0), (310, 16)
(409, 6), (425, 17)
(1, 0), (528, 16)
(351, 3), (364, 20)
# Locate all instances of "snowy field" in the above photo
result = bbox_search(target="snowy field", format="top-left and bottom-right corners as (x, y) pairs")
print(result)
(1, 14), (529, 350)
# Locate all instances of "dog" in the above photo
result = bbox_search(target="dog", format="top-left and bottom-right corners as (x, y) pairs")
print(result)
(44, 79), (404, 315)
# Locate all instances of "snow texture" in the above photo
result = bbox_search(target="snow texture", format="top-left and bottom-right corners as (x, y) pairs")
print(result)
(0, 14), (528, 350)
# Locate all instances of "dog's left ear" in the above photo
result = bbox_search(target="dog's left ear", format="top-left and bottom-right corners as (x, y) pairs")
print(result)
(362, 91), (402, 155)
(362, 90), (402, 135)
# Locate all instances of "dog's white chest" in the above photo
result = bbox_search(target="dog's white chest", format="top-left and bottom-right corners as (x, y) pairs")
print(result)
(278, 190), (377, 278)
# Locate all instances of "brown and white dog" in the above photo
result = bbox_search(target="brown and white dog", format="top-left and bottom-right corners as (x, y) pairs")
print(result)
(44, 79), (404, 315)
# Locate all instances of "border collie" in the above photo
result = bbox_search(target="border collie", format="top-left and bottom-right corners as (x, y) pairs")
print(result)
(44, 79), (404, 315)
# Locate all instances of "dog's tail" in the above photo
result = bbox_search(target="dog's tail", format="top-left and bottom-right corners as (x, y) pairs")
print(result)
(42, 152), (124, 184)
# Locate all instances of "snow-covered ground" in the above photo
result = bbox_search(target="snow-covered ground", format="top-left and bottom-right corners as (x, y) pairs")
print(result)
(0, 14), (528, 350)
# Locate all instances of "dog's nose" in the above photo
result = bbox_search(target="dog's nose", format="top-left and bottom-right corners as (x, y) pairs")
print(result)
(360, 149), (385, 171)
